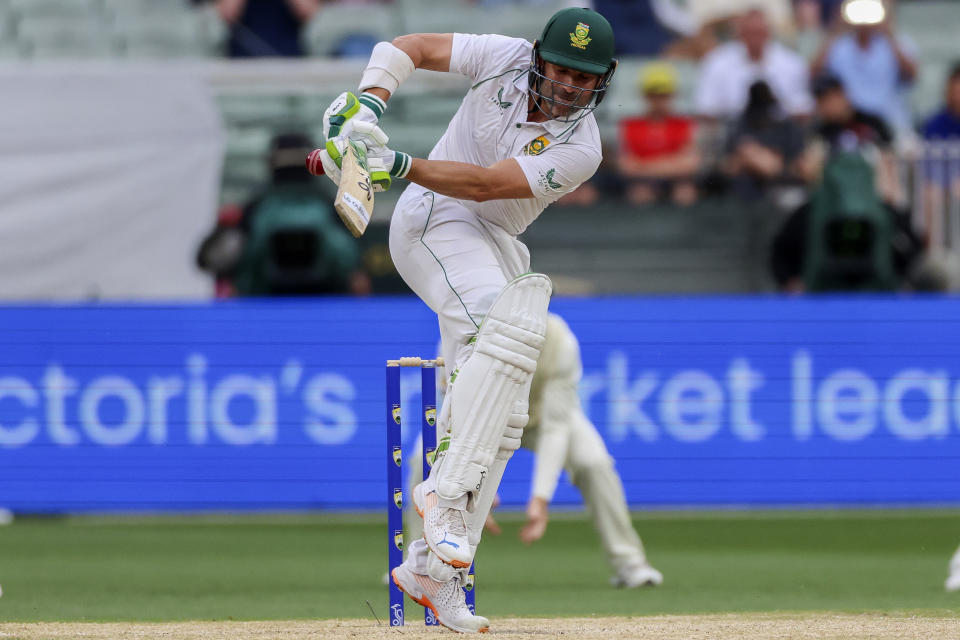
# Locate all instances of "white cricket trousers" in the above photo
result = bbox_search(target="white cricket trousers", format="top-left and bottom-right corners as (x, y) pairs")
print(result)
(388, 185), (531, 372)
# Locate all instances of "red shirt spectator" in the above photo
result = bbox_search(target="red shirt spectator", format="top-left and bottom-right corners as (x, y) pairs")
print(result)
(620, 115), (694, 160)
(617, 63), (700, 206)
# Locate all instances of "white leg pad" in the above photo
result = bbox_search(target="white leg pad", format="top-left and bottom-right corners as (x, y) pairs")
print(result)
(434, 273), (552, 505)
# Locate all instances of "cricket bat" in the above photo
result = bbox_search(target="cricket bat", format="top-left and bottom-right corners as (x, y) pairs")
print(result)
(334, 140), (374, 238)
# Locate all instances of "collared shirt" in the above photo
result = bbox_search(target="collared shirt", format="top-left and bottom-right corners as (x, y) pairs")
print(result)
(430, 33), (603, 235)
(826, 32), (916, 133)
(694, 41), (812, 119)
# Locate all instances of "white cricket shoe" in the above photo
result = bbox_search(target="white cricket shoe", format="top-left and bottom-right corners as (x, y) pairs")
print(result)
(946, 547), (960, 592)
(392, 561), (489, 633)
(611, 562), (664, 589)
(413, 479), (473, 569)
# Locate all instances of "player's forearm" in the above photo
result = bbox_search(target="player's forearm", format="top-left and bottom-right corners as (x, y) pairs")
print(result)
(406, 158), (532, 202)
(391, 34), (453, 73)
(890, 39), (918, 81)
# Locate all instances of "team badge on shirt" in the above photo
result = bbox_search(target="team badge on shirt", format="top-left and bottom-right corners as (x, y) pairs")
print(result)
(570, 22), (591, 49)
(522, 135), (551, 156)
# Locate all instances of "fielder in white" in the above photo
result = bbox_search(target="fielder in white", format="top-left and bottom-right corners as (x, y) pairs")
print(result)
(495, 313), (662, 588)
(948, 545), (960, 592)
(312, 7), (617, 633)
(407, 313), (663, 589)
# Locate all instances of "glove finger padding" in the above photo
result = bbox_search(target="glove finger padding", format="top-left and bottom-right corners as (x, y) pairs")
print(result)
(344, 120), (390, 151)
(322, 91), (360, 141)
(324, 121), (389, 169)
(323, 91), (384, 140)
(308, 144), (391, 193)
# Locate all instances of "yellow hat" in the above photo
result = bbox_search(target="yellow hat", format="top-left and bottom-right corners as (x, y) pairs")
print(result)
(639, 63), (676, 95)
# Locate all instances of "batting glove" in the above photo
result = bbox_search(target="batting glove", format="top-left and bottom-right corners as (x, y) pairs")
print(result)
(363, 139), (413, 180)
(323, 90), (386, 141)
(307, 127), (395, 192)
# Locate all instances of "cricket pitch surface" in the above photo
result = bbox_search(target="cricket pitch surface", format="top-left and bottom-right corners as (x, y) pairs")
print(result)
(4, 614), (960, 640)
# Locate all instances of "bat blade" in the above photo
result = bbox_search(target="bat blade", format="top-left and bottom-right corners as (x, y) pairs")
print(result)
(334, 141), (374, 238)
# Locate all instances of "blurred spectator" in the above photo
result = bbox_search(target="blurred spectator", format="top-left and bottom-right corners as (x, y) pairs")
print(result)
(770, 74), (921, 292)
(478, 0), (567, 5)
(796, 0), (843, 27)
(593, 0), (697, 57)
(722, 80), (805, 200)
(617, 64), (700, 206)
(687, 0), (795, 47)
(330, 33), (380, 58)
(211, 0), (319, 57)
(695, 9), (812, 120)
(197, 133), (370, 296)
(923, 63), (960, 141)
(919, 63), (960, 251)
(811, 1), (917, 137)
(801, 73), (900, 204)
(794, 0), (826, 60)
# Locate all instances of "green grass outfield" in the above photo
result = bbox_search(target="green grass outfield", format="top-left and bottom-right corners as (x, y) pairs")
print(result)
(1, 510), (958, 622)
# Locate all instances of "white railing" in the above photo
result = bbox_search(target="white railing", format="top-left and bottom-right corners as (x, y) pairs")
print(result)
(911, 141), (960, 251)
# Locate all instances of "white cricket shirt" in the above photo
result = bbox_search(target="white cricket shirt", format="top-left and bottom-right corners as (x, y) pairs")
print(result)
(428, 33), (603, 236)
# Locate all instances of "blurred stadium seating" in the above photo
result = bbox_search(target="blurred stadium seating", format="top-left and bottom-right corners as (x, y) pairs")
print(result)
(2, 0), (958, 293)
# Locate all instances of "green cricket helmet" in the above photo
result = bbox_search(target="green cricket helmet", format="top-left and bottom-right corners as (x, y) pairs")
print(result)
(529, 7), (618, 122)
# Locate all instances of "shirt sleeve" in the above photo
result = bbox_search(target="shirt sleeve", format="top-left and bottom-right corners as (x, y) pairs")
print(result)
(449, 33), (528, 83)
(514, 142), (601, 204)
(895, 33), (918, 85)
(783, 53), (813, 117)
(694, 51), (725, 117)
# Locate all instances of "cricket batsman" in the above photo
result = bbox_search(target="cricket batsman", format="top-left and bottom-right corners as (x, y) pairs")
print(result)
(308, 7), (616, 633)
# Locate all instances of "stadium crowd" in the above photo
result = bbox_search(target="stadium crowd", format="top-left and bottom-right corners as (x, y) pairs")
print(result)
(183, 1), (960, 295)
(3, 0), (953, 294)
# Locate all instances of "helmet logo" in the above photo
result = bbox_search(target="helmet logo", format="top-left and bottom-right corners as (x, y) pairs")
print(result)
(570, 22), (591, 50)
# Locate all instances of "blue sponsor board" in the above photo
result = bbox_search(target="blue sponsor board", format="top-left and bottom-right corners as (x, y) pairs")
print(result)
(0, 297), (959, 512)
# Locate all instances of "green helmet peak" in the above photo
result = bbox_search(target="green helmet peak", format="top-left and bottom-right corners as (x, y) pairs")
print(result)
(537, 7), (616, 76)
